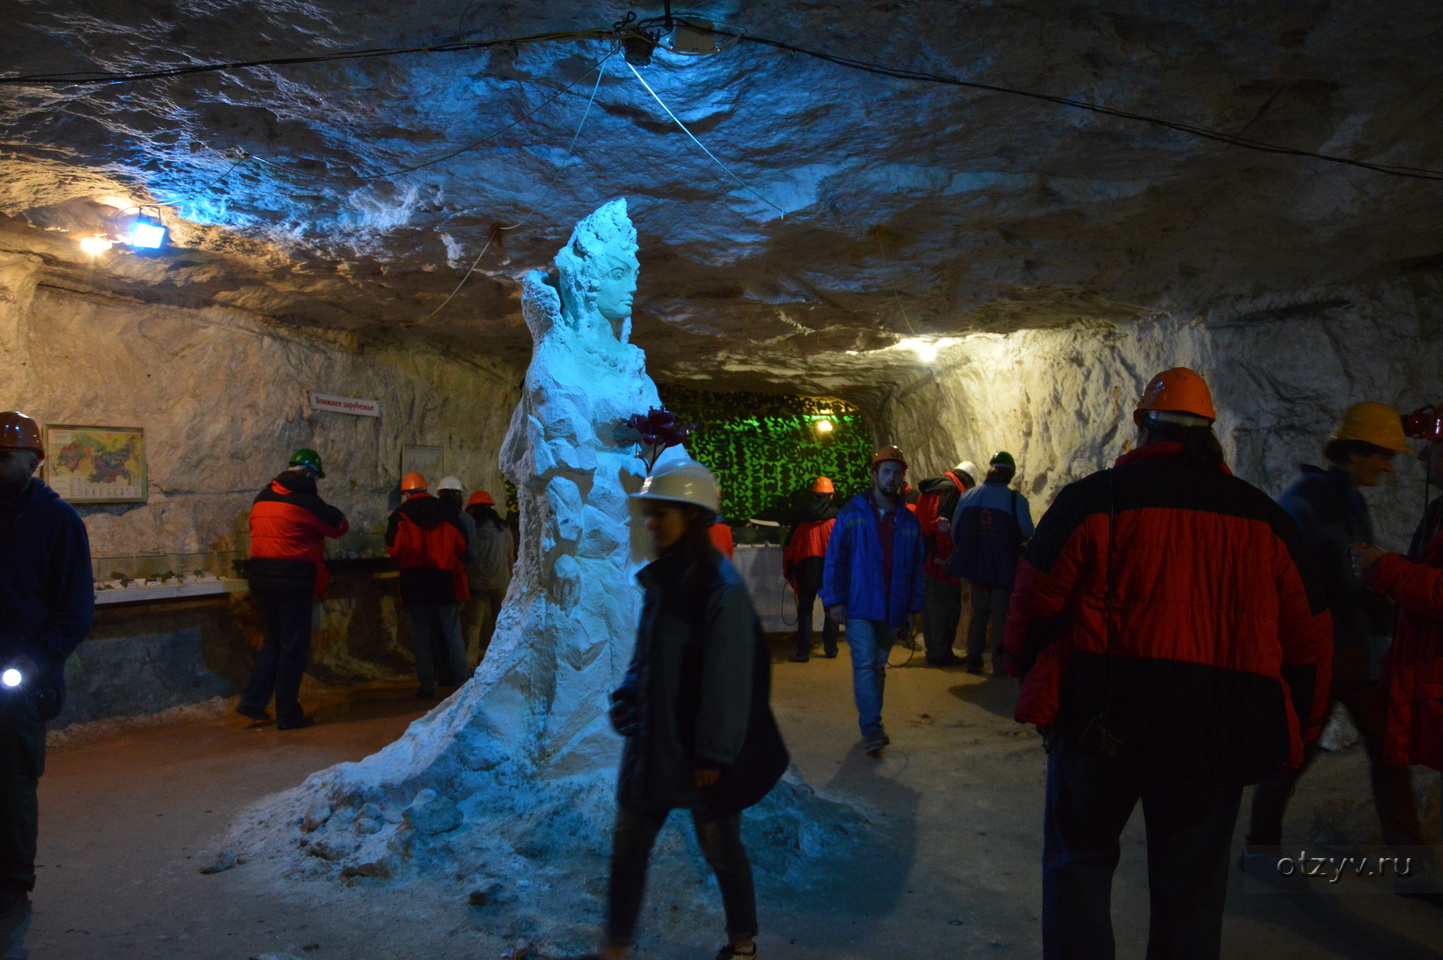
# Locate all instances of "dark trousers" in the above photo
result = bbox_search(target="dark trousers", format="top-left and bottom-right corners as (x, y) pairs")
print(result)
(967, 582), (1012, 673)
(409, 603), (468, 694)
(0, 689), (43, 893)
(607, 802), (758, 947)
(241, 586), (314, 725)
(1044, 735), (1242, 960)
(793, 586), (838, 659)
(922, 576), (962, 663)
(1248, 679), (1423, 850)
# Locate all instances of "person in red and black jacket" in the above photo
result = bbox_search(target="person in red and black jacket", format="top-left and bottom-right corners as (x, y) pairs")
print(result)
(1354, 408), (1443, 903)
(387, 471), (471, 699)
(914, 460), (977, 666)
(1004, 368), (1332, 960)
(782, 477), (839, 662)
(239, 447), (349, 730)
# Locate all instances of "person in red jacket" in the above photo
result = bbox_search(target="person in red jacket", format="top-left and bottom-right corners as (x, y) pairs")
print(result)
(1004, 368), (1332, 960)
(239, 447), (349, 730)
(387, 471), (471, 699)
(915, 461), (977, 666)
(782, 477), (839, 662)
(1355, 406), (1443, 892)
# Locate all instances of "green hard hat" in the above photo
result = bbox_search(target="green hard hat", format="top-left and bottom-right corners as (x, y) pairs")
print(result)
(989, 451), (1015, 469)
(289, 447), (325, 478)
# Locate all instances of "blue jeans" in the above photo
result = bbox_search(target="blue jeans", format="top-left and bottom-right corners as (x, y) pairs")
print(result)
(846, 618), (894, 738)
(408, 603), (467, 694)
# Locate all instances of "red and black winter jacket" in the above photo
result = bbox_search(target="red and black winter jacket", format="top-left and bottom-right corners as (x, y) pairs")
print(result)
(248, 472), (349, 597)
(386, 492), (471, 605)
(1003, 443), (1333, 784)
(916, 471), (970, 582)
(1374, 498), (1443, 769)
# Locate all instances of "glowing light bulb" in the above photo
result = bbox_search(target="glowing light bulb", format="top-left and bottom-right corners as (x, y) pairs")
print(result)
(80, 235), (113, 255)
(815, 419), (834, 434)
(1, 668), (21, 688)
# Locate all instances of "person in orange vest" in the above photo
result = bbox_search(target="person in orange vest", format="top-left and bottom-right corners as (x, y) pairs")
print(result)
(239, 447), (348, 730)
(387, 472), (471, 699)
(915, 461), (978, 666)
(708, 484), (735, 559)
(782, 477), (839, 662)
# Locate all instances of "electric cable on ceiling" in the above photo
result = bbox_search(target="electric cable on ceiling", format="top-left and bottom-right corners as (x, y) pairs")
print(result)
(5, 18), (1439, 181)
(248, 52), (613, 183)
(414, 55), (610, 324)
(623, 60), (785, 217)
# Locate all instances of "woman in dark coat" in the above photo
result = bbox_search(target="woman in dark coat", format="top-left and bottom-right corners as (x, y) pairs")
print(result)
(599, 458), (788, 960)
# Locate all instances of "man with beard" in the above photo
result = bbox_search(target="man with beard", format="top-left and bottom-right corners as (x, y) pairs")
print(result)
(822, 447), (926, 756)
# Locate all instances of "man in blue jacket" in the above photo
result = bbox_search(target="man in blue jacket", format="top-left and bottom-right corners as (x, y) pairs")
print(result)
(0, 411), (93, 956)
(947, 451), (1034, 675)
(822, 445), (926, 756)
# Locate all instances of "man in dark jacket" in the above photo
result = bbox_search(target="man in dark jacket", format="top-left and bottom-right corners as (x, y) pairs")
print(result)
(1242, 402), (1426, 890)
(387, 472), (471, 699)
(822, 446), (926, 756)
(782, 476), (839, 662)
(0, 411), (93, 956)
(947, 451), (1033, 675)
(915, 460), (977, 666)
(240, 447), (349, 730)
(1004, 368), (1332, 960)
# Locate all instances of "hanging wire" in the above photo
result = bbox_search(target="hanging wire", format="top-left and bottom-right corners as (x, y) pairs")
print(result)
(248, 52), (612, 184)
(413, 54), (611, 324)
(5, 21), (1440, 180)
(623, 60), (786, 217)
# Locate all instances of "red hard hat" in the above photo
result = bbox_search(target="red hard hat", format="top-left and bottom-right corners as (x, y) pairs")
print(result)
(870, 445), (908, 471)
(467, 490), (495, 507)
(0, 411), (44, 461)
(1134, 367), (1217, 424)
(401, 471), (428, 494)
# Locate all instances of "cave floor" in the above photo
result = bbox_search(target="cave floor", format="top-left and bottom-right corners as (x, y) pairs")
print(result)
(29, 646), (1443, 960)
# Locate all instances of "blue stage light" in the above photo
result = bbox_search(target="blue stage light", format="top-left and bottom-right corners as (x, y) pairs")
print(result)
(127, 214), (167, 249)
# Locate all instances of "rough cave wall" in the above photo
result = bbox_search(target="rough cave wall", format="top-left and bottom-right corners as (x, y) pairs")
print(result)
(878, 274), (1443, 553)
(0, 250), (524, 722)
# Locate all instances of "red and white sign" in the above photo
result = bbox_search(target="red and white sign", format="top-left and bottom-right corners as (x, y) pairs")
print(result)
(310, 393), (381, 418)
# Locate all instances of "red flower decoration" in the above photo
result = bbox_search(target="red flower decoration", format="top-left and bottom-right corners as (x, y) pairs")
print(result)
(616, 407), (698, 472)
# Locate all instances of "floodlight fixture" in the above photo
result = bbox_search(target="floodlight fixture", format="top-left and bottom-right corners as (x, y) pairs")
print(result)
(127, 212), (167, 249)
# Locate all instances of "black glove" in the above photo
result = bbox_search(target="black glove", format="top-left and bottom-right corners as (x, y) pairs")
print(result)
(609, 690), (639, 737)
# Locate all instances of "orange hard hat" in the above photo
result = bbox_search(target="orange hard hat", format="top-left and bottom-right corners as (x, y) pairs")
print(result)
(1134, 367), (1217, 424)
(0, 411), (44, 461)
(870, 445), (908, 471)
(401, 471), (428, 494)
(810, 476), (834, 494)
(467, 490), (495, 507)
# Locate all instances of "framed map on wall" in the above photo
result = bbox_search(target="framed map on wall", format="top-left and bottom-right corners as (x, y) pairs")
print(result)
(44, 425), (147, 503)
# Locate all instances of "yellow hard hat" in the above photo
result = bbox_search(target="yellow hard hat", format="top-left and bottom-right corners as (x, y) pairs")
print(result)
(1331, 402), (1410, 453)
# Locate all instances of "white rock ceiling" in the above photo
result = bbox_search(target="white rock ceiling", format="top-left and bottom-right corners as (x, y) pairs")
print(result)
(2, 0), (1442, 392)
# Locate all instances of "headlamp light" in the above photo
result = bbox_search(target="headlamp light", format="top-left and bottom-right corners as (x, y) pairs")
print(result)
(1, 667), (22, 688)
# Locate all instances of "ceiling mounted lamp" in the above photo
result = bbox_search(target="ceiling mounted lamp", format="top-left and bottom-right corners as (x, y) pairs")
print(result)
(815, 418), (834, 434)
(125, 208), (167, 249)
(79, 234), (113, 256)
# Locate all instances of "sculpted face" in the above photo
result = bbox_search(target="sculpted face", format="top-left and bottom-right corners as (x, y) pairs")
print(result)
(594, 248), (639, 323)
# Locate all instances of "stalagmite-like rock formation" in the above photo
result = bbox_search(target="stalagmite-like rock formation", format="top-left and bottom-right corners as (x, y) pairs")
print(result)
(232, 199), (859, 955)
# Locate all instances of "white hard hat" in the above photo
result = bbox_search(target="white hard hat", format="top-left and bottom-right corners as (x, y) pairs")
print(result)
(438, 476), (463, 492)
(954, 461), (980, 485)
(630, 459), (720, 514)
